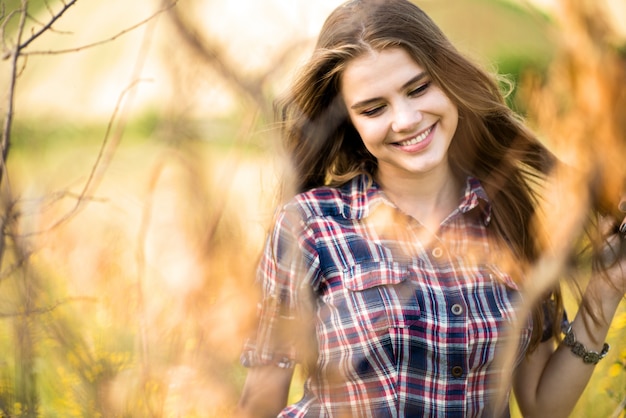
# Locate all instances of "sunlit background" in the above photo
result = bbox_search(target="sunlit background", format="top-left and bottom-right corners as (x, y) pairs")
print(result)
(1, 0), (626, 416)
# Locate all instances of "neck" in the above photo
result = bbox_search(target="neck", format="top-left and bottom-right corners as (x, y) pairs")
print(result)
(376, 164), (461, 231)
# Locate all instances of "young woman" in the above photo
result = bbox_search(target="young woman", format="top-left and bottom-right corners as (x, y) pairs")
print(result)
(238, 0), (626, 416)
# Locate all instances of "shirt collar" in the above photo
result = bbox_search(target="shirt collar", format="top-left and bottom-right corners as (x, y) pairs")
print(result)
(459, 176), (492, 225)
(359, 175), (492, 226)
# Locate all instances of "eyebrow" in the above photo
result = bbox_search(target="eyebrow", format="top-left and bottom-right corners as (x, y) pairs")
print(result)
(349, 72), (428, 110)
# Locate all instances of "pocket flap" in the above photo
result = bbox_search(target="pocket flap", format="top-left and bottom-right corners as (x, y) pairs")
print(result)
(343, 261), (409, 291)
(481, 264), (519, 291)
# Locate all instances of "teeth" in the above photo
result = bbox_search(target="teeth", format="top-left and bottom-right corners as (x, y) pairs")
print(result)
(397, 126), (432, 146)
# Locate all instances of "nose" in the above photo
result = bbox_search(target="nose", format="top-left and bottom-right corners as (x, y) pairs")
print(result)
(391, 100), (422, 133)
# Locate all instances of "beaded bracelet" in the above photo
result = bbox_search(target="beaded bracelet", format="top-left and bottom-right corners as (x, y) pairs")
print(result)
(561, 322), (610, 365)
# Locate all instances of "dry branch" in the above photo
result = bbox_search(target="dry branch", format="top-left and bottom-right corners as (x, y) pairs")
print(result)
(0, 0), (187, 413)
(8, 0), (78, 57)
(162, 0), (273, 118)
(0, 0), (27, 192)
(18, 0), (178, 57)
(25, 12), (73, 36)
(11, 2), (170, 238)
(611, 395), (626, 418)
(43, 79), (150, 228)
(0, 297), (97, 318)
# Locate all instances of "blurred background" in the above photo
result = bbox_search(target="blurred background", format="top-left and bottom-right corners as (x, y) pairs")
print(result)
(1, 0), (626, 416)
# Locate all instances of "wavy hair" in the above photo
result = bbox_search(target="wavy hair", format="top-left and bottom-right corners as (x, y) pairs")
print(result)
(277, 0), (560, 350)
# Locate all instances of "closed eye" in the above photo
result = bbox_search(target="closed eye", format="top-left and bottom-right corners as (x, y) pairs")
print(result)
(408, 81), (430, 97)
(361, 105), (386, 117)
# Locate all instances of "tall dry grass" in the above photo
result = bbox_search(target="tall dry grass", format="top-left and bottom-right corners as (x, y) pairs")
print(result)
(1, 0), (625, 417)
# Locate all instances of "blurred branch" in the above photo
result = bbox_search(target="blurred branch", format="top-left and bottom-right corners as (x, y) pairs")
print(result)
(0, 195), (18, 277)
(611, 395), (626, 418)
(1, 0), (79, 192)
(0, 297), (97, 318)
(24, 2), (167, 240)
(37, 78), (151, 233)
(135, 158), (164, 381)
(19, 2), (165, 236)
(202, 109), (261, 247)
(18, 0), (178, 57)
(1, 0), (175, 197)
(0, 0), (188, 413)
(162, 0), (273, 118)
(0, 258), (28, 283)
(0, 8), (21, 52)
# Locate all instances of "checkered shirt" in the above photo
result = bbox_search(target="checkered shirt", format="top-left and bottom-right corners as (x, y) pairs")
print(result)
(241, 174), (532, 417)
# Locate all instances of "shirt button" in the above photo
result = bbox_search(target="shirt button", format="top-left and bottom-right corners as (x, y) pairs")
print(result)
(431, 247), (444, 258)
(451, 366), (464, 378)
(451, 303), (464, 316)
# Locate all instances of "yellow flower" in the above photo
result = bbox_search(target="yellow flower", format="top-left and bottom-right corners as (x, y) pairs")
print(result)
(608, 363), (624, 378)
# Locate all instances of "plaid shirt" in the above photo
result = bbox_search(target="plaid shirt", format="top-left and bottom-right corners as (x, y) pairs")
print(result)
(242, 174), (532, 417)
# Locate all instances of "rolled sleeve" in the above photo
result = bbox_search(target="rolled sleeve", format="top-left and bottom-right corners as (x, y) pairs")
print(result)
(241, 207), (318, 369)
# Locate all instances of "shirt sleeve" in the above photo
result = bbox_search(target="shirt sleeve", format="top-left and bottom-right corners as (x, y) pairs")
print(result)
(240, 207), (319, 369)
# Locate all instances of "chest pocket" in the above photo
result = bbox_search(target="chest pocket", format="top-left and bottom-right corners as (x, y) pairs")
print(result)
(343, 261), (421, 333)
(480, 264), (522, 322)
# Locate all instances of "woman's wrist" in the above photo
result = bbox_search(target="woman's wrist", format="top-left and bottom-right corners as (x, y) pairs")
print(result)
(561, 321), (610, 364)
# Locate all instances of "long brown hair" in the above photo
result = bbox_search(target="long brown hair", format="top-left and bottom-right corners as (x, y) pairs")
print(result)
(277, 0), (559, 350)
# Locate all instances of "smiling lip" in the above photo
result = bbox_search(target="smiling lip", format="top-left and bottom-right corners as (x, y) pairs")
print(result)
(394, 124), (435, 148)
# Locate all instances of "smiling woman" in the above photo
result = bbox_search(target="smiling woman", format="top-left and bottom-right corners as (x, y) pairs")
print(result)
(236, 0), (626, 417)
(341, 48), (460, 229)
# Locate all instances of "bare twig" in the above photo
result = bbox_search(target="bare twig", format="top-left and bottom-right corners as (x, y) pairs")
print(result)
(30, 78), (151, 235)
(43, 0), (55, 16)
(18, 0), (178, 57)
(2, 0), (172, 239)
(0, 0), (27, 192)
(36, 2), (162, 235)
(12, 0), (77, 54)
(43, 190), (108, 206)
(26, 12), (73, 35)
(1, 8), (21, 53)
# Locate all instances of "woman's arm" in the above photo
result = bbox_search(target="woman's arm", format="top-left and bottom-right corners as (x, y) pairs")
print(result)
(237, 365), (294, 418)
(514, 264), (624, 418)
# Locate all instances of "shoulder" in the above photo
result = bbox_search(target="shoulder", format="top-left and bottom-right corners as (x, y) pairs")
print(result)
(284, 174), (376, 221)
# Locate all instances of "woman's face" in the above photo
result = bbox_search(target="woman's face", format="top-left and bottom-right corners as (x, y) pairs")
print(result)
(341, 47), (459, 182)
